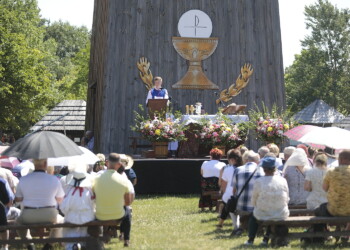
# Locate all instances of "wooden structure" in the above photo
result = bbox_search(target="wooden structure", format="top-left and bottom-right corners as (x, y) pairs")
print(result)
(1, 219), (121, 249)
(147, 99), (168, 119)
(31, 100), (86, 143)
(86, 0), (285, 154)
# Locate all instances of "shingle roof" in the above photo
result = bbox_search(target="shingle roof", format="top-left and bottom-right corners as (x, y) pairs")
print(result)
(333, 115), (350, 130)
(30, 100), (86, 131)
(294, 99), (344, 124)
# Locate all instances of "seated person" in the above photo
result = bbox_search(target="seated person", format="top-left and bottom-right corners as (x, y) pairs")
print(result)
(0, 177), (14, 250)
(283, 148), (311, 205)
(15, 159), (65, 250)
(93, 153), (133, 246)
(245, 157), (289, 247)
(60, 160), (95, 250)
(217, 149), (242, 233)
(199, 148), (225, 211)
(304, 153), (328, 209)
(314, 150), (350, 241)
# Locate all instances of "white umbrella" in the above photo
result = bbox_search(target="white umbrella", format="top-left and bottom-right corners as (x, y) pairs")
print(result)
(47, 146), (100, 166)
(299, 127), (350, 149)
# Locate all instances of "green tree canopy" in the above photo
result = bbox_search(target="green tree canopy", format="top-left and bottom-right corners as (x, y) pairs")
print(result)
(0, 1), (91, 137)
(285, 0), (350, 115)
(0, 0), (55, 137)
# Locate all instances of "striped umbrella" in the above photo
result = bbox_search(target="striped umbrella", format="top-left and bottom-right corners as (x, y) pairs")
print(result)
(283, 125), (322, 141)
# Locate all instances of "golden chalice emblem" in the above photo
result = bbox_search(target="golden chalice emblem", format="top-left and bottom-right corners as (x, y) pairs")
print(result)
(172, 37), (219, 89)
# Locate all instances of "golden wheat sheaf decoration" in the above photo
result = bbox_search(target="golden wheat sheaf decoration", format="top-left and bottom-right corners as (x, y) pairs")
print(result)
(215, 64), (254, 105)
(137, 57), (154, 91)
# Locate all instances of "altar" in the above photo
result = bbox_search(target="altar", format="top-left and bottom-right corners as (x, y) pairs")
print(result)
(181, 114), (249, 124)
(177, 114), (249, 158)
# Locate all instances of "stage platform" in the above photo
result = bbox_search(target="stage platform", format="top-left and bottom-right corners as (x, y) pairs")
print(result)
(132, 158), (228, 194)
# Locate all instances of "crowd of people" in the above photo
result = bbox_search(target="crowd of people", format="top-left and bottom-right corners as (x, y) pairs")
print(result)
(199, 144), (350, 247)
(0, 151), (137, 250)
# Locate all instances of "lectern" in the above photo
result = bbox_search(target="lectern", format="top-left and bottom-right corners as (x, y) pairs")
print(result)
(147, 99), (168, 119)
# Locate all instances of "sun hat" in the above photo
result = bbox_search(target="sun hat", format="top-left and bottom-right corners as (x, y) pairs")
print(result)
(119, 154), (134, 169)
(68, 159), (91, 187)
(261, 156), (276, 169)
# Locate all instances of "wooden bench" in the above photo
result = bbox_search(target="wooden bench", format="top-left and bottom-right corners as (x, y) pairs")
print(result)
(289, 209), (315, 216)
(202, 191), (222, 212)
(260, 216), (350, 240)
(129, 136), (152, 154)
(0, 219), (121, 249)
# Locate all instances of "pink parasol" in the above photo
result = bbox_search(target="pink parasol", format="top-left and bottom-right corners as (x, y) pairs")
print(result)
(283, 125), (322, 141)
(283, 125), (325, 149)
(0, 156), (20, 169)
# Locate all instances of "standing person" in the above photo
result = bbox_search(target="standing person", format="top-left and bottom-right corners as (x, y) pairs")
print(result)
(245, 157), (289, 247)
(199, 148), (226, 211)
(283, 148), (311, 206)
(145, 76), (169, 104)
(0, 177), (14, 250)
(217, 149), (242, 233)
(60, 161), (95, 250)
(231, 151), (264, 236)
(304, 153), (328, 209)
(82, 131), (94, 152)
(15, 159), (65, 250)
(93, 153), (133, 246)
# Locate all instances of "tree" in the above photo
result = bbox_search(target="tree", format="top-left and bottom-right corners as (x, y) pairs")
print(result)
(0, 0), (56, 137)
(285, 0), (350, 115)
(43, 21), (91, 100)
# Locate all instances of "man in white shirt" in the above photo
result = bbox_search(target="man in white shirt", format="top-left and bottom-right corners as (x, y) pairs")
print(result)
(15, 159), (65, 250)
(245, 156), (289, 247)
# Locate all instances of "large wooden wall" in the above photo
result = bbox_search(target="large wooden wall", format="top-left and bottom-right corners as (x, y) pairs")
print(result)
(86, 0), (285, 154)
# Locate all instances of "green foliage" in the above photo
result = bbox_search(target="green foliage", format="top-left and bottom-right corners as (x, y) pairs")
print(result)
(0, 0), (55, 137)
(0, 1), (91, 137)
(285, 0), (350, 115)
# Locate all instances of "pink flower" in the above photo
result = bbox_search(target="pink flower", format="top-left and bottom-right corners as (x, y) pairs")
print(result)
(213, 132), (219, 137)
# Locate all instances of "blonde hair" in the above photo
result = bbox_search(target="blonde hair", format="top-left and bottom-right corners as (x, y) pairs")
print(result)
(47, 166), (54, 175)
(314, 153), (327, 167)
(267, 143), (280, 157)
(154, 76), (163, 82)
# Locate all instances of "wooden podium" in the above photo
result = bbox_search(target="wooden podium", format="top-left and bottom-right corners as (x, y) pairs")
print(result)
(147, 99), (168, 119)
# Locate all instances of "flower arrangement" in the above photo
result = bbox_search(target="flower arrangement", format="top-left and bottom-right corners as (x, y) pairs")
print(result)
(255, 117), (294, 144)
(195, 114), (248, 148)
(134, 117), (186, 142)
(131, 105), (187, 142)
(248, 102), (296, 144)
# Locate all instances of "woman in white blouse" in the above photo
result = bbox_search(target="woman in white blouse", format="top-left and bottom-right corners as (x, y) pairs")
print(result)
(199, 148), (226, 211)
(304, 153), (328, 209)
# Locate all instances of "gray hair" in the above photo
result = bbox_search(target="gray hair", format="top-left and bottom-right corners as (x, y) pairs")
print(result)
(258, 146), (270, 158)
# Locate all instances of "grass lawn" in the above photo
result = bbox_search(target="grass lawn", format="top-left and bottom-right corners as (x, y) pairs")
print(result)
(104, 195), (350, 249)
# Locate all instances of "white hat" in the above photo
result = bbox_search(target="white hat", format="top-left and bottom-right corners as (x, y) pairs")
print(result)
(283, 148), (309, 172)
(119, 154), (134, 169)
(67, 159), (91, 187)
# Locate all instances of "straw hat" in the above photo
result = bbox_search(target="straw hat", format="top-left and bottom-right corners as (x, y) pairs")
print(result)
(119, 154), (134, 169)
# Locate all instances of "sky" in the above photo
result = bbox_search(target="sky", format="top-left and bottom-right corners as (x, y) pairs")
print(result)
(37, 0), (350, 68)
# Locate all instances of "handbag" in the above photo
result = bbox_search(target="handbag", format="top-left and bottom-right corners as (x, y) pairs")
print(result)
(226, 168), (257, 213)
